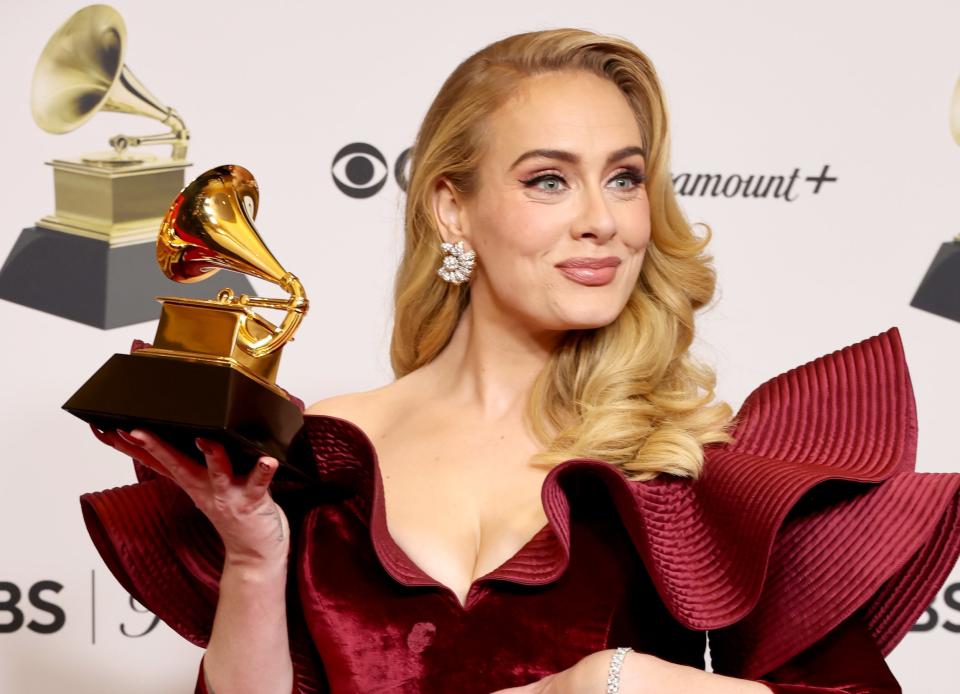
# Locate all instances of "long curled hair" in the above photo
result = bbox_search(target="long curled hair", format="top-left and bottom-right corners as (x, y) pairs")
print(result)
(390, 28), (736, 481)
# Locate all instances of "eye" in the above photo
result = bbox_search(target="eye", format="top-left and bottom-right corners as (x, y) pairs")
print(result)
(609, 168), (646, 191)
(521, 172), (566, 193)
(520, 168), (647, 195)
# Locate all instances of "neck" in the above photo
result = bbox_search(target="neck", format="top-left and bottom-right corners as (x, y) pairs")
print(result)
(423, 294), (563, 423)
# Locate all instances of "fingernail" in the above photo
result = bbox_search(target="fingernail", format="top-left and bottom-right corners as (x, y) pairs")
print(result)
(258, 458), (276, 471)
(117, 430), (143, 446)
(195, 438), (210, 454)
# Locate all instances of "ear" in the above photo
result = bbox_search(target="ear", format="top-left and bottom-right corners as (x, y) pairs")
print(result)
(432, 177), (472, 246)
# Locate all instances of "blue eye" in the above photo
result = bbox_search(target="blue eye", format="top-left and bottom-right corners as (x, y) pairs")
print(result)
(520, 169), (646, 194)
(522, 173), (566, 192)
(611, 171), (646, 189)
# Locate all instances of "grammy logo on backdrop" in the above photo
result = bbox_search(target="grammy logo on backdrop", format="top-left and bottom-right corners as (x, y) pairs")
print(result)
(64, 164), (311, 477)
(0, 4), (254, 328)
(910, 73), (960, 323)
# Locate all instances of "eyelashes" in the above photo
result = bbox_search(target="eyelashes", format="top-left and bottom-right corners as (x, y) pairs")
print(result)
(520, 166), (646, 194)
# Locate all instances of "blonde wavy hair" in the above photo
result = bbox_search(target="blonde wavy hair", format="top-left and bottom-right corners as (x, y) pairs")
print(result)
(391, 28), (736, 481)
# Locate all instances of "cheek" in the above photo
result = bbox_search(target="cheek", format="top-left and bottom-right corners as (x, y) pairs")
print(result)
(475, 204), (560, 260)
(621, 201), (652, 250)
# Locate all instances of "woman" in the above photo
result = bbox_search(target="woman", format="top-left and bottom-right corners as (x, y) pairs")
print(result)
(84, 28), (958, 693)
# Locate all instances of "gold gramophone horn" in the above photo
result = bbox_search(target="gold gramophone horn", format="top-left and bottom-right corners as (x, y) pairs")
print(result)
(30, 4), (188, 160)
(156, 165), (309, 361)
(63, 163), (309, 474)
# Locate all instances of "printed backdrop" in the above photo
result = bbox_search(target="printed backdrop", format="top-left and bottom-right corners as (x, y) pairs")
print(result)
(1, 1), (958, 692)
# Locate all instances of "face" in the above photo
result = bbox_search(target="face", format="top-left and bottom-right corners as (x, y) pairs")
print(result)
(434, 69), (652, 334)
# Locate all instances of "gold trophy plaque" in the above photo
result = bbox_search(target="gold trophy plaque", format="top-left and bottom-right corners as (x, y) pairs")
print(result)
(63, 165), (310, 476)
(0, 4), (254, 328)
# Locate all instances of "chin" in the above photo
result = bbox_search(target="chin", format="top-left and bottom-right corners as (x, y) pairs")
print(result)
(551, 309), (623, 332)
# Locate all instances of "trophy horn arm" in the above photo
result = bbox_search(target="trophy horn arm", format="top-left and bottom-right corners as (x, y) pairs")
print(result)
(108, 109), (189, 159)
(237, 275), (308, 359)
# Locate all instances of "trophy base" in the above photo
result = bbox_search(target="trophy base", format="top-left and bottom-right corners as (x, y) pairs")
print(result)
(45, 156), (191, 246)
(0, 226), (256, 329)
(63, 353), (309, 478)
(910, 240), (960, 323)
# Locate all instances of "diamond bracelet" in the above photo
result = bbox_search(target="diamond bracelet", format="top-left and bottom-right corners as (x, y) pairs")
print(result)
(606, 646), (633, 693)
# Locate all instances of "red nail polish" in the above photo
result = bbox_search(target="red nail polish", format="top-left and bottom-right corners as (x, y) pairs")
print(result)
(117, 430), (142, 446)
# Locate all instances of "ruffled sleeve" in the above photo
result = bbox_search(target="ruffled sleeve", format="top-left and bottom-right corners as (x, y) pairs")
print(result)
(691, 326), (960, 683)
(539, 327), (956, 686)
(81, 475), (327, 694)
(749, 609), (901, 692)
(79, 340), (328, 693)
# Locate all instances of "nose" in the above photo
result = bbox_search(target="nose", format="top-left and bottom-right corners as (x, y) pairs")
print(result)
(572, 184), (617, 243)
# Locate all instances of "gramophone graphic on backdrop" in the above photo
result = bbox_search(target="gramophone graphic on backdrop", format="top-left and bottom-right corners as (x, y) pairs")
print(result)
(0, 4), (254, 328)
(909, 73), (960, 323)
(63, 163), (312, 478)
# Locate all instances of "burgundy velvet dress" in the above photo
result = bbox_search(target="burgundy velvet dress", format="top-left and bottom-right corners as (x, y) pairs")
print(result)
(79, 326), (960, 693)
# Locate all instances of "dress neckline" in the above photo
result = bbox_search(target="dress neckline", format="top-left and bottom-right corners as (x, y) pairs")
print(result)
(300, 412), (597, 611)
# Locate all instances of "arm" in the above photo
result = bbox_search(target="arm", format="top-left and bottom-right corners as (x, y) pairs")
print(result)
(200, 551), (293, 694)
(92, 426), (295, 694)
(488, 650), (771, 693)
(610, 652), (772, 693)
(593, 610), (900, 693)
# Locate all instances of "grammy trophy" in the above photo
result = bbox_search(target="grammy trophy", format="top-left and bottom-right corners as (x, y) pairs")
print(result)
(0, 4), (254, 328)
(63, 165), (311, 477)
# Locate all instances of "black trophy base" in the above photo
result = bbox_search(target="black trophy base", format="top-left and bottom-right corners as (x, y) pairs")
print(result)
(910, 240), (960, 323)
(63, 353), (308, 478)
(0, 226), (256, 329)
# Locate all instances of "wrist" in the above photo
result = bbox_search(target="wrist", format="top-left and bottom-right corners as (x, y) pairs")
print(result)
(223, 548), (289, 582)
(599, 649), (652, 694)
(617, 650), (648, 693)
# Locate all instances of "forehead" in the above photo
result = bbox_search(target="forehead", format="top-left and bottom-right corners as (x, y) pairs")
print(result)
(483, 70), (644, 166)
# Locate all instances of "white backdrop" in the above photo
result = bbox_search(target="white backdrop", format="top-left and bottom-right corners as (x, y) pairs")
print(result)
(1, 0), (959, 691)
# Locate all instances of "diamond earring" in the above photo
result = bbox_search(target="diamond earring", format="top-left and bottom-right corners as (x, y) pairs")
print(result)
(436, 240), (476, 285)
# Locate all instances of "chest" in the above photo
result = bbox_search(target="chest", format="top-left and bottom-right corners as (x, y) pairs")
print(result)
(372, 428), (551, 608)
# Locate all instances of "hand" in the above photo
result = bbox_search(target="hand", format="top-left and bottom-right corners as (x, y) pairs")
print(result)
(89, 425), (290, 567)
(488, 649), (650, 693)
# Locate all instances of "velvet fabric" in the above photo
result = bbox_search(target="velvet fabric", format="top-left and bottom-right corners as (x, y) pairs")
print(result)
(79, 326), (959, 693)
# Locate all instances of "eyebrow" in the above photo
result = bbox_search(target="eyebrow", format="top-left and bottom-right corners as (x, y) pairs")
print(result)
(509, 145), (646, 170)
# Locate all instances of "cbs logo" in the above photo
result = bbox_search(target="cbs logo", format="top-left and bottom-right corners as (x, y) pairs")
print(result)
(0, 580), (64, 634)
(1, 579), (159, 638)
(331, 143), (411, 198)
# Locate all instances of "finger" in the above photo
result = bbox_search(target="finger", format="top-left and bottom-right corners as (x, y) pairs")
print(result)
(129, 452), (174, 480)
(196, 437), (235, 494)
(92, 426), (140, 456)
(114, 430), (172, 471)
(129, 429), (207, 490)
(244, 456), (279, 499)
(89, 424), (112, 445)
(90, 428), (173, 481)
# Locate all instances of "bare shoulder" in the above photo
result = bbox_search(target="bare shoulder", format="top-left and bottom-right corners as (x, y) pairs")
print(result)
(305, 388), (383, 418)
(304, 378), (412, 433)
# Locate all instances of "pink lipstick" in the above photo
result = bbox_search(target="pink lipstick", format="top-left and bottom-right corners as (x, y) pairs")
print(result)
(555, 256), (621, 286)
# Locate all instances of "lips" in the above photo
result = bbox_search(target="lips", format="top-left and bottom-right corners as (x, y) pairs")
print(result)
(555, 257), (621, 286)
(555, 256), (621, 269)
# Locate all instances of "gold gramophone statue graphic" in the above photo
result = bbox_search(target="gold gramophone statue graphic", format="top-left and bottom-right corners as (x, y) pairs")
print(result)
(0, 4), (253, 328)
(64, 165), (309, 475)
(910, 73), (960, 322)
